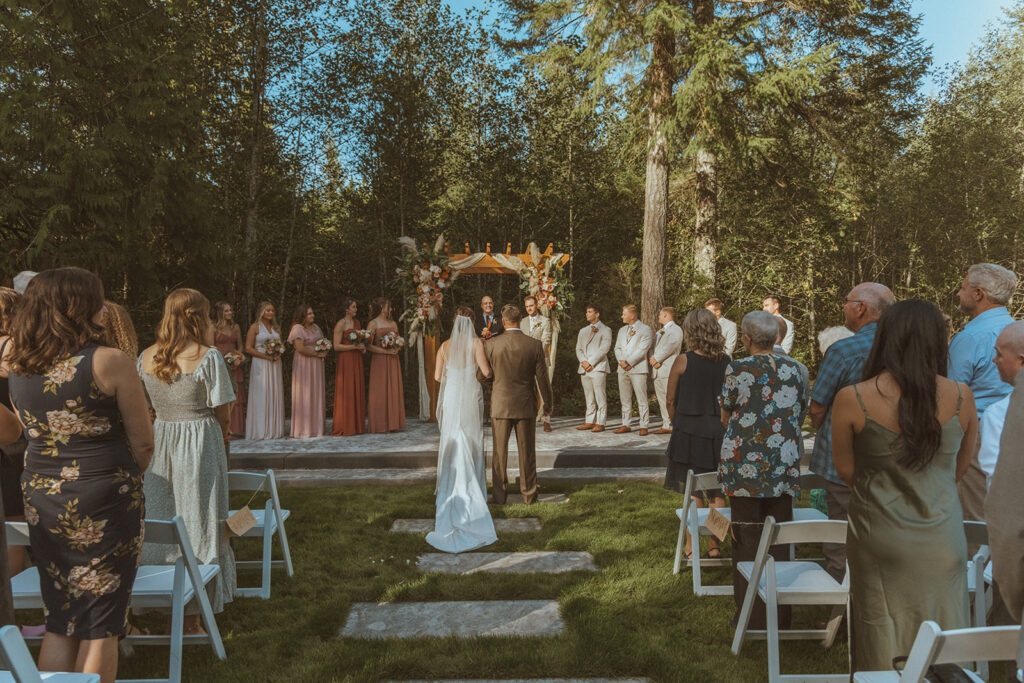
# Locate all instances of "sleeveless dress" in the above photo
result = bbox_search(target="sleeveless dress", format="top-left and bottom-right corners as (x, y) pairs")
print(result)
(8, 345), (144, 638)
(246, 324), (284, 440)
(664, 351), (731, 490)
(331, 320), (366, 436)
(138, 349), (236, 613)
(287, 324), (325, 438)
(213, 328), (246, 435)
(0, 338), (26, 517)
(367, 327), (405, 433)
(848, 384), (969, 671)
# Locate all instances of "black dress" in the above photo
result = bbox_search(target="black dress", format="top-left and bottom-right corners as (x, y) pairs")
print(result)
(0, 338), (25, 517)
(664, 351), (731, 491)
(8, 345), (144, 639)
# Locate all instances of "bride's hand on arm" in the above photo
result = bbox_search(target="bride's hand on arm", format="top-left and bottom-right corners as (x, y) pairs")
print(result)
(474, 338), (492, 378)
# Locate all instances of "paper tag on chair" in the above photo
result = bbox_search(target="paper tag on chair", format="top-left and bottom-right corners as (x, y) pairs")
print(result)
(226, 506), (257, 536)
(705, 507), (731, 542)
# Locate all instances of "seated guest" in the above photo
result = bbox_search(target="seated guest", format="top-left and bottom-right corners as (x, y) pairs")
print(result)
(4, 267), (153, 682)
(719, 311), (808, 629)
(978, 321), (1024, 489)
(831, 299), (977, 672)
(138, 289), (236, 634)
(817, 325), (854, 356)
(664, 309), (730, 559)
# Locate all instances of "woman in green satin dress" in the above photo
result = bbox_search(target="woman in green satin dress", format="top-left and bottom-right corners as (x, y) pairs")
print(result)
(831, 299), (978, 672)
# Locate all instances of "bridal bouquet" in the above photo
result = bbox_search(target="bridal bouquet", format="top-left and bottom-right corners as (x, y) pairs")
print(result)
(261, 339), (285, 360)
(223, 350), (245, 368)
(379, 331), (405, 350)
(314, 337), (332, 354)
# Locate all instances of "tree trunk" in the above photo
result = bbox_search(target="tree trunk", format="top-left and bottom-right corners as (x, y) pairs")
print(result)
(243, 1), (268, 324)
(692, 0), (717, 292)
(641, 21), (674, 330)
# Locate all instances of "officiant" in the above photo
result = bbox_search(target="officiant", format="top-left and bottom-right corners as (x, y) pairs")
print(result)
(476, 295), (504, 339)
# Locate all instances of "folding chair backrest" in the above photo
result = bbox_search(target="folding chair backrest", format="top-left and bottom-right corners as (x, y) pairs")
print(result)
(4, 522), (29, 548)
(227, 471), (268, 492)
(932, 625), (1021, 668)
(963, 521), (989, 549)
(682, 470), (720, 500)
(772, 519), (848, 546)
(143, 516), (207, 590)
(0, 624), (43, 683)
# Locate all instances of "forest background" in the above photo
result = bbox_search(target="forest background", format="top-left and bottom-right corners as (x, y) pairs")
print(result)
(2, 0), (1023, 416)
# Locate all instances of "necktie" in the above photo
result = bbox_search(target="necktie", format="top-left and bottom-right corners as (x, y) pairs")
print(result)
(587, 325), (597, 342)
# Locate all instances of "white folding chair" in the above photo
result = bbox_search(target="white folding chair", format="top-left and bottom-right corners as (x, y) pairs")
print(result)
(853, 621), (1020, 682)
(964, 521), (995, 679)
(228, 470), (293, 599)
(731, 516), (850, 683)
(7, 517), (226, 683)
(674, 470), (827, 597)
(0, 624), (99, 682)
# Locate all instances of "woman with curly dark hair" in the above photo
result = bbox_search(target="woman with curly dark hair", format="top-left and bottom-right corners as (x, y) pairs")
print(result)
(663, 308), (730, 559)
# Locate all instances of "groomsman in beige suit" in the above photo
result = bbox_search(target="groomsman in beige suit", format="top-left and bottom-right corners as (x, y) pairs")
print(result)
(575, 304), (612, 432)
(614, 304), (653, 435)
(649, 307), (683, 434)
(523, 296), (554, 432)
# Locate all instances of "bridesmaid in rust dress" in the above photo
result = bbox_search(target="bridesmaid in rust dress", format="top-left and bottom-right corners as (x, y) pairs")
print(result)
(367, 297), (405, 433)
(212, 302), (246, 436)
(331, 298), (366, 436)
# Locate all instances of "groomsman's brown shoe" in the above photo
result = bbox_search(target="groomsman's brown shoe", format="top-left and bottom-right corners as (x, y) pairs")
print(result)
(614, 426), (631, 434)
(591, 425), (605, 432)
(543, 423), (552, 432)
(654, 428), (672, 435)
(638, 428), (649, 436)
(577, 423), (595, 430)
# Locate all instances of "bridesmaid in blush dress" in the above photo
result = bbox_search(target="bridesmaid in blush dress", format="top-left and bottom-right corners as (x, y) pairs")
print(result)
(212, 301), (246, 436)
(367, 297), (405, 433)
(244, 301), (285, 440)
(287, 304), (326, 438)
(331, 297), (366, 436)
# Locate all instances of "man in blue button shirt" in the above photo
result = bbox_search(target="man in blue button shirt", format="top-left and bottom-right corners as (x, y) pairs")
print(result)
(950, 263), (1018, 523)
(808, 282), (895, 581)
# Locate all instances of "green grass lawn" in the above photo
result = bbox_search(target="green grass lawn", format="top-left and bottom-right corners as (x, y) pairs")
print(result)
(110, 481), (857, 682)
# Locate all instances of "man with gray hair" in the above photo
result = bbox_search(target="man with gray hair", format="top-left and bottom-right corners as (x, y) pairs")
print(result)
(951, 263), (1018, 522)
(808, 282), (895, 581)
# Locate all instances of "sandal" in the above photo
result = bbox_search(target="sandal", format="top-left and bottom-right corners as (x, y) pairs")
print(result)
(707, 547), (721, 559)
(683, 550), (693, 560)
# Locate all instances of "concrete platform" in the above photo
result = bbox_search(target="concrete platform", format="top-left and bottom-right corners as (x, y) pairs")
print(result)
(417, 552), (597, 575)
(340, 600), (564, 639)
(391, 518), (542, 533)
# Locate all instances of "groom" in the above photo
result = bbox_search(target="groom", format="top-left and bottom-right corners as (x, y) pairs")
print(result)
(479, 304), (553, 505)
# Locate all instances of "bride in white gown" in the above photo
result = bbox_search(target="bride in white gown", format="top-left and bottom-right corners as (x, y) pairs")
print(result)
(425, 309), (497, 553)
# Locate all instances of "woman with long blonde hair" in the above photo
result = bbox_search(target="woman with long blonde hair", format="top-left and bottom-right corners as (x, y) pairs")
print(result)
(212, 301), (246, 436)
(244, 301), (284, 439)
(137, 288), (237, 633)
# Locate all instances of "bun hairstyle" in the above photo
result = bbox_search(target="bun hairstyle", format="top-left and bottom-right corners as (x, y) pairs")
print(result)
(254, 301), (279, 332)
(8, 267), (105, 375)
(370, 297), (391, 320)
(336, 297), (357, 324)
(292, 303), (312, 327)
(455, 306), (475, 324)
(101, 301), (139, 359)
(151, 288), (212, 383)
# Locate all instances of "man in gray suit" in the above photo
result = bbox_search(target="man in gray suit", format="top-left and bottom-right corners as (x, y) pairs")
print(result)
(649, 307), (683, 434)
(614, 304), (653, 435)
(706, 298), (737, 357)
(575, 304), (612, 432)
(479, 305), (553, 504)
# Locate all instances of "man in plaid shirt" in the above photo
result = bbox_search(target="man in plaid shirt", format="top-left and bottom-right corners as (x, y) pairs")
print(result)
(808, 282), (895, 581)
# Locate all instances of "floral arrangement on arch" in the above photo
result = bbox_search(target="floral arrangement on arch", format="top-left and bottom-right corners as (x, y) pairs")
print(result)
(396, 234), (458, 339)
(520, 243), (573, 319)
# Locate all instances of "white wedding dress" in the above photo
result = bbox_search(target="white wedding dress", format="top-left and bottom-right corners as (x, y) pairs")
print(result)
(425, 316), (497, 553)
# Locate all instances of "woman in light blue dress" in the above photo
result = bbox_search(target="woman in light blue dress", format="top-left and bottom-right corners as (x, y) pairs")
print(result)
(137, 288), (236, 634)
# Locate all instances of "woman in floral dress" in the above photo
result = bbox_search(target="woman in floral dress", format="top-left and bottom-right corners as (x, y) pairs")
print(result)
(719, 310), (809, 631)
(3, 267), (153, 683)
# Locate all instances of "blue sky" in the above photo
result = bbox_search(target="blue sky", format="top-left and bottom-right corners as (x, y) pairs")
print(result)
(444, 0), (1014, 93)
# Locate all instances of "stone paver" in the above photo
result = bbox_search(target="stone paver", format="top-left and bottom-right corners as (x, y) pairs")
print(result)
(390, 679), (651, 682)
(418, 551), (597, 575)
(340, 600), (564, 639)
(391, 518), (542, 533)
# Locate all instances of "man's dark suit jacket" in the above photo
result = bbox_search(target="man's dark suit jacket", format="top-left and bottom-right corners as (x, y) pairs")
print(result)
(476, 313), (505, 339)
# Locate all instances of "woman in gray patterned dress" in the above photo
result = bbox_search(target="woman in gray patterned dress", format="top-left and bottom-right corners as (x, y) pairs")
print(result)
(137, 288), (236, 634)
(3, 267), (153, 683)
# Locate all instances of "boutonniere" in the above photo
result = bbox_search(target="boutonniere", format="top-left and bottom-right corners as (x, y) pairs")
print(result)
(627, 329), (636, 339)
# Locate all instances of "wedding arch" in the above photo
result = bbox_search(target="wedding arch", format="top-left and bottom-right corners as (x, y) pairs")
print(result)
(397, 236), (572, 421)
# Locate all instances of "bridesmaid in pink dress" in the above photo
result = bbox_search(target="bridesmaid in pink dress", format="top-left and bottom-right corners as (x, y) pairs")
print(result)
(212, 301), (246, 436)
(331, 298), (366, 436)
(287, 304), (326, 438)
(367, 297), (405, 433)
